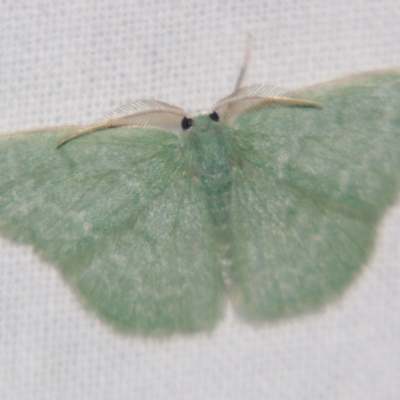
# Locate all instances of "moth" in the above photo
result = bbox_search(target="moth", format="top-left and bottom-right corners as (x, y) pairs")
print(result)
(1, 66), (399, 335)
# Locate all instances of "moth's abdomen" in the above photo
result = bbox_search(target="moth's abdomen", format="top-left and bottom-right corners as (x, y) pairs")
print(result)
(204, 182), (234, 289)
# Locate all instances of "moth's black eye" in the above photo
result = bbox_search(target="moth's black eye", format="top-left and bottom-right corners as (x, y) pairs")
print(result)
(209, 111), (219, 122)
(181, 117), (193, 130)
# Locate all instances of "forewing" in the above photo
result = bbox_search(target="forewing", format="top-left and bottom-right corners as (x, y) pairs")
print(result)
(229, 70), (400, 320)
(0, 127), (222, 334)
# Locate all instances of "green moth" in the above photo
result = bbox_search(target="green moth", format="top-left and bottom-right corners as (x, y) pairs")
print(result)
(0, 69), (400, 335)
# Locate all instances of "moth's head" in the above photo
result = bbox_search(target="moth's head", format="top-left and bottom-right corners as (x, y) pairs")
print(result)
(180, 111), (221, 133)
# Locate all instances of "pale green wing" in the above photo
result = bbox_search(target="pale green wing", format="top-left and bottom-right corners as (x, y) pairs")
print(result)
(0, 128), (222, 334)
(229, 70), (400, 320)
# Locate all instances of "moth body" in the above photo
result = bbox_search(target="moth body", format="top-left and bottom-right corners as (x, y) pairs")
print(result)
(183, 115), (236, 288)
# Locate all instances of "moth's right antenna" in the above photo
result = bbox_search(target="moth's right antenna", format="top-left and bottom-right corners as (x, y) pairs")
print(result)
(234, 34), (253, 91)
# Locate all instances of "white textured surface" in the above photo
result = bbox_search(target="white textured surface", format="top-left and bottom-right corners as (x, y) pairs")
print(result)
(1, 1), (400, 399)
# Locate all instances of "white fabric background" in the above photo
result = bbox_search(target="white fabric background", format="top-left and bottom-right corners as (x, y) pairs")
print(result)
(1, 1), (400, 399)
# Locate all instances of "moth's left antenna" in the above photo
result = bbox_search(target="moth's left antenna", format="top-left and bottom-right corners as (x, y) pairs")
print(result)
(234, 34), (253, 92)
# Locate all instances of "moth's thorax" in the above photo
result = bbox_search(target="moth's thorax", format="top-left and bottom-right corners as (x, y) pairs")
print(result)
(185, 115), (232, 192)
